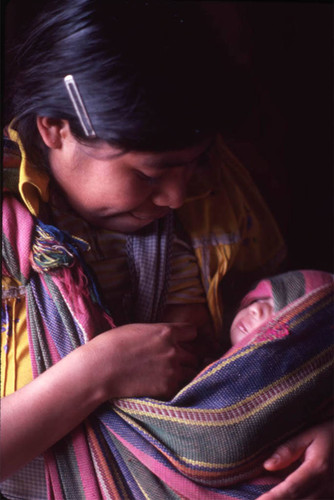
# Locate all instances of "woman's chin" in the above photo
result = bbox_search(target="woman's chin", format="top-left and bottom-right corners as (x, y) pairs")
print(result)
(92, 213), (156, 233)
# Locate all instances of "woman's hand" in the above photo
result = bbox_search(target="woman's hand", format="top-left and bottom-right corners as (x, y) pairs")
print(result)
(162, 303), (219, 366)
(89, 322), (199, 400)
(258, 420), (333, 499)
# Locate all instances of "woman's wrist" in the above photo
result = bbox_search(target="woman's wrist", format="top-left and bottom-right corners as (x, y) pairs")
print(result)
(76, 334), (119, 404)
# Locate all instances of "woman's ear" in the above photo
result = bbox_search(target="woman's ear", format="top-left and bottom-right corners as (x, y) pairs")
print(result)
(36, 117), (71, 149)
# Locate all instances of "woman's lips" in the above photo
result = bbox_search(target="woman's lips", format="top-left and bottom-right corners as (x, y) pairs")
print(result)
(131, 210), (170, 220)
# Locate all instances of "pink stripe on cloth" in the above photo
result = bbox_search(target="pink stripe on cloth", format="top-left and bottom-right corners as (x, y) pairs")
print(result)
(109, 430), (233, 500)
(44, 450), (65, 500)
(303, 270), (334, 294)
(3, 194), (34, 281)
(54, 273), (115, 344)
(87, 427), (125, 500)
(72, 427), (102, 499)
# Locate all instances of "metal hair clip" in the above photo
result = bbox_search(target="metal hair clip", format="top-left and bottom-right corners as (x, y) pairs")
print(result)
(64, 75), (96, 137)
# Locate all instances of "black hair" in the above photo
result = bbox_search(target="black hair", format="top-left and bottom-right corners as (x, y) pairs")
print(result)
(5, 0), (238, 164)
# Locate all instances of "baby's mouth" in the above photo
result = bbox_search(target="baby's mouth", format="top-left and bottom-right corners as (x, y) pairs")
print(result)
(237, 322), (248, 335)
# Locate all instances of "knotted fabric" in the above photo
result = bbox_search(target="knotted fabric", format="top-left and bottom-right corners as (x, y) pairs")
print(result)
(2, 192), (333, 499)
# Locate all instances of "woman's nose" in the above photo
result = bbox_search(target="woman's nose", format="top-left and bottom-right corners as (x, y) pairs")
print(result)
(151, 168), (190, 209)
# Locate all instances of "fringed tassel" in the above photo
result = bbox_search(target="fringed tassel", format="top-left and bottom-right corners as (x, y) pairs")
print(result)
(32, 220), (106, 310)
(32, 220), (89, 271)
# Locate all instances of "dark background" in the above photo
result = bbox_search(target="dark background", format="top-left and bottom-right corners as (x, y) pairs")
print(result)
(202, 1), (333, 273)
(3, 1), (333, 272)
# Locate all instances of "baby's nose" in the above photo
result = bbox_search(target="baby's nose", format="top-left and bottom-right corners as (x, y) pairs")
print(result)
(250, 303), (263, 318)
(250, 301), (273, 320)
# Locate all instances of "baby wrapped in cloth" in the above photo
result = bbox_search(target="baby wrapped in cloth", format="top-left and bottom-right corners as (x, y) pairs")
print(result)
(95, 270), (334, 498)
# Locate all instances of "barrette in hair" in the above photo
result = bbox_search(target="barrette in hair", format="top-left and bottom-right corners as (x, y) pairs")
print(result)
(64, 74), (96, 137)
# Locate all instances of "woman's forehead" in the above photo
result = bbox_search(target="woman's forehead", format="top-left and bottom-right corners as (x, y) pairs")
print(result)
(75, 136), (213, 169)
(125, 138), (213, 169)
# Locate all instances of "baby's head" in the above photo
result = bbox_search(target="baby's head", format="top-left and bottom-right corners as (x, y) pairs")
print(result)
(230, 270), (333, 345)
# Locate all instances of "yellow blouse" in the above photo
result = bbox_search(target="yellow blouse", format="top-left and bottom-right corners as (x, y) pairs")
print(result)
(1, 276), (32, 395)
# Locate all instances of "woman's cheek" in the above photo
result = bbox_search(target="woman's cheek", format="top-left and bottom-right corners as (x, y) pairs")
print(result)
(120, 178), (154, 205)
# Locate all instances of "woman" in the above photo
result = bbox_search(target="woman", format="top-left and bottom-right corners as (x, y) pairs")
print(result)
(2, 1), (332, 498)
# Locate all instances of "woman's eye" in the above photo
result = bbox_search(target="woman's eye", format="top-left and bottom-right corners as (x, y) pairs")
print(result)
(136, 171), (159, 184)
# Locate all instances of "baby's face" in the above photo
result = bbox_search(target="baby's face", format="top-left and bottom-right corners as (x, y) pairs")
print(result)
(230, 298), (275, 345)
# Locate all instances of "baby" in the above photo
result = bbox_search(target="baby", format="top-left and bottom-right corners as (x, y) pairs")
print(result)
(230, 269), (333, 345)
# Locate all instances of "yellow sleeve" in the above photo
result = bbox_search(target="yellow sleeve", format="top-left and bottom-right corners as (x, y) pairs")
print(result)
(177, 135), (286, 335)
(1, 276), (33, 397)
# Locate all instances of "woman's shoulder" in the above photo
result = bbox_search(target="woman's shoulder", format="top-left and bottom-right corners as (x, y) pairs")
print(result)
(177, 134), (267, 235)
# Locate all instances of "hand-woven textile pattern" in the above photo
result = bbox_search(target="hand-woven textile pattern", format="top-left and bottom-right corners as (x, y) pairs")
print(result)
(125, 211), (174, 323)
(2, 193), (333, 499)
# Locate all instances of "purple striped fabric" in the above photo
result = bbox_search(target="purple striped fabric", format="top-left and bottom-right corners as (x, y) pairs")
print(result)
(2, 192), (333, 499)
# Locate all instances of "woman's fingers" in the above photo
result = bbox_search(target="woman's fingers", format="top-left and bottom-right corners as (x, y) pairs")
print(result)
(258, 420), (334, 499)
(177, 340), (199, 363)
(258, 459), (331, 499)
(91, 322), (200, 400)
(164, 322), (198, 342)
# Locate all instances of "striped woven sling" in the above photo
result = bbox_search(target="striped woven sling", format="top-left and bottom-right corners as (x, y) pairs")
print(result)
(2, 192), (333, 499)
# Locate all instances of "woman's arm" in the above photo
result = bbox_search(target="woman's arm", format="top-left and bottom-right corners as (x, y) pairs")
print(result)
(0, 322), (198, 480)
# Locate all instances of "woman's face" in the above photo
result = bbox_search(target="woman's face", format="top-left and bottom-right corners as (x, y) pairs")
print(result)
(230, 298), (275, 345)
(48, 127), (212, 233)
